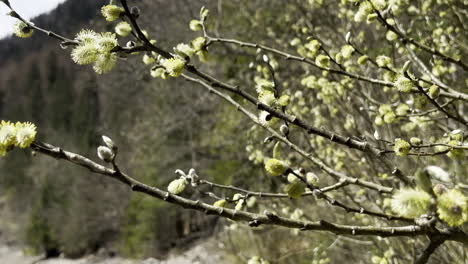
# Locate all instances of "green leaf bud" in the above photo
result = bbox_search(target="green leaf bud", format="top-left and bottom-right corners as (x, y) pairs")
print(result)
(428, 85), (440, 99)
(213, 199), (227, 208)
(410, 137), (422, 145)
(376, 55), (392, 68)
(287, 172), (300, 183)
(264, 158), (288, 176)
(340, 45), (355, 59)
(395, 104), (410, 116)
(162, 57), (185, 77)
(290, 38), (301, 46)
(277, 94), (290, 106)
(167, 178), (188, 194)
(371, 0), (387, 11)
(255, 78), (275, 94)
(14, 122), (36, 149)
(150, 67), (165, 78)
(304, 39), (321, 57)
(115, 21), (132, 37)
(315, 54), (330, 68)
(246, 196), (257, 208)
(383, 111), (396, 123)
(374, 115), (384, 126)
(235, 198), (244, 211)
(175, 43), (195, 58)
(437, 189), (467, 227)
(13, 21), (33, 38)
(394, 138), (411, 156)
(191, 37), (206, 52)
(258, 91), (276, 106)
(93, 53), (117, 74)
(335, 53), (343, 64)
(189, 19), (202, 31)
(196, 50), (209, 62)
(386, 30), (398, 41)
(306, 172), (319, 185)
(272, 141), (281, 159)
(96, 32), (118, 53)
(142, 54), (155, 65)
(285, 181), (306, 199)
(449, 129), (463, 141)
(0, 120), (17, 148)
(366, 13), (378, 23)
(101, 4), (124, 22)
(390, 188), (431, 217)
(378, 104), (392, 115)
(414, 95), (428, 109)
(357, 55), (368, 65)
(354, 1), (372, 22)
(383, 71), (396, 82)
(394, 75), (413, 93)
(199, 6), (209, 21)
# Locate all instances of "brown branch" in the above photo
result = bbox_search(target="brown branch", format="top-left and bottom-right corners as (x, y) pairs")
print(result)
(415, 236), (446, 264)
(205, 36), (393, 87)
(198, 178), (351, 199)
(119, 0), (172, 58)
(372, 5), (468, 72)
(407, 71), (468, 126)
(30, 141), (427, 238)
(181, 73), (397, 193)
(6, 6), (77, 46)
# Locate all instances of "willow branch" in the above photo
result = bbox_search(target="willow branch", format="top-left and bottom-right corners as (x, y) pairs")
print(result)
(415, 236), (446, 264)
(373, 7), (468, 72)
(30, 141), (429, 238)
(6, 6), (77, 46)
(198, 178), (351, 199)
(181, 73), (396, 193)
(407, 71), (468, 126)
(205, 36), (393, 87)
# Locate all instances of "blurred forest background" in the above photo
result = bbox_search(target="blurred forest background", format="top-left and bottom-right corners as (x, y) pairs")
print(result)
(0, 0), (248, 259)
(0, 0), (466, 263)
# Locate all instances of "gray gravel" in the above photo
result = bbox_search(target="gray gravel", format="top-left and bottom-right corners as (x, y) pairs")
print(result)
(0, 239), (224, 264)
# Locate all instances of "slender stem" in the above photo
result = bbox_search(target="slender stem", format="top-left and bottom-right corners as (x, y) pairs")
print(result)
(30, 141), (428, 238)
(181, 73), (396, 193)
(415, 236), (446, 264)
(198, 178), (350, 199)
(373, 6), (468, 72)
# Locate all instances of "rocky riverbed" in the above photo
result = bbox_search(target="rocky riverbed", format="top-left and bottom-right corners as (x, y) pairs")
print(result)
(0, 239), (223, 264)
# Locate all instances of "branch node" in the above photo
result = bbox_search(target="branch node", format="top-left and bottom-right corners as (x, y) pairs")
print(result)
(264, 210), (279, 220)
(249, 219), (262, 227)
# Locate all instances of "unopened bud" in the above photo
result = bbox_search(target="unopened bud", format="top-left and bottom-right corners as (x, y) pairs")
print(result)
(97, 146), (115, 162)
(126, 41), (136, 48)
(130, 6), (140, 19)
(345, 31), (351, 43)
(7, 10), (19, 18)
(280, 124), (289, 136)
(167, 178), (188, 194)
